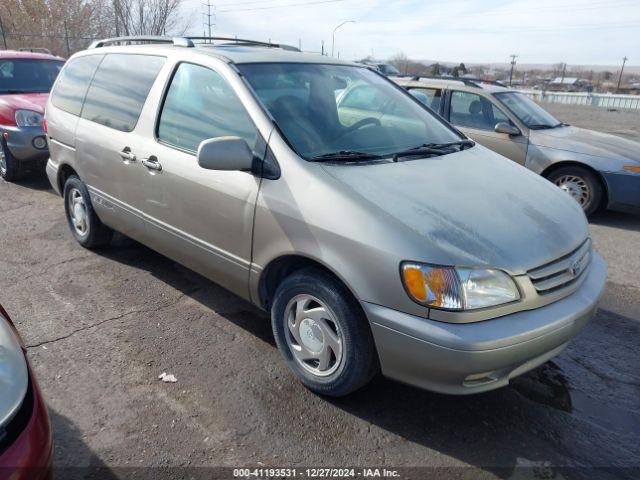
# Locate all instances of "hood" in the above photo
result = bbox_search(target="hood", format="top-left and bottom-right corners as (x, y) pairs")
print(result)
(0, 92), (48, 115)
(530, 125), (640, 163)
(321, 146), (589, 274)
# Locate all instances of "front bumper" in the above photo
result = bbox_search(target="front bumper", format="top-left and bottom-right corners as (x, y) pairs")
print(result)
(365, 252), (607, 395)
(0, 365), (53, 479)
(0, 125), (48, 163)
(602, 170), (640, 213)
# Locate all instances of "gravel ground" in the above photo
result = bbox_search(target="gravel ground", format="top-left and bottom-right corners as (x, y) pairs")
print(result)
(539, 102), (640, 139)
(0, 107), (639, 480)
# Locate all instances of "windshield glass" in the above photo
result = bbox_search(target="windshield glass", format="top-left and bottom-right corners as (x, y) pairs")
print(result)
(237, 63), (462, 159)
(0, 59), (64, 94)
(494, 91), (561, 129)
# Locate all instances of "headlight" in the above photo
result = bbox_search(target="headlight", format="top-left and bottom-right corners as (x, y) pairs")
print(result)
(0, 312), (29, 428)
(401, 262), (520, 310)
(15, 109), (44, 127)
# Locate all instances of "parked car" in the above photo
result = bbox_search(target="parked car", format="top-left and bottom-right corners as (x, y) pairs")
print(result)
(0, 49), (64, 181)
(0, 303), (53, 479)
(360, 61), (402, 77)
(46, 37), (606, 397)
(394, 76), (640, 215)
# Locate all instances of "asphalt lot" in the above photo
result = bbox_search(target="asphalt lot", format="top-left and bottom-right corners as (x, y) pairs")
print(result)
(0, 103), (639, 479)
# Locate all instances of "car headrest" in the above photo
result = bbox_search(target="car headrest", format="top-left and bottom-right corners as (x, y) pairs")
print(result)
(469, 100), (482, 115)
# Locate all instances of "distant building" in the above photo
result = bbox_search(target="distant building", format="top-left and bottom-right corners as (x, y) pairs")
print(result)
(548, 77), (591, 92)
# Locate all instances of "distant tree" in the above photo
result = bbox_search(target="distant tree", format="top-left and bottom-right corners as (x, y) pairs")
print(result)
(1, 0), (191, 55)
(430, 63), (441, 76)
(458, 62), (468, 74)
(388, 52), (427, 76)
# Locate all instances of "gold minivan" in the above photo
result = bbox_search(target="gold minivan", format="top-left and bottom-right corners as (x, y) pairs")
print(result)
(45, 37), (606, 396)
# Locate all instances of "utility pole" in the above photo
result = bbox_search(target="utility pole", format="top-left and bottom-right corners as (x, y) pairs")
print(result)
(63, 21), (71, 57)
(508, 54), (517, 86)
(0, 15), (7, 49)
(202, 0), (215, 41)
(560, 62), (567, 84)
(616, 56), (628, 93)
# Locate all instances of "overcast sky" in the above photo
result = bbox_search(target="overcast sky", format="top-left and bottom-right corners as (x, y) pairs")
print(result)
(180, 0), (639, 66)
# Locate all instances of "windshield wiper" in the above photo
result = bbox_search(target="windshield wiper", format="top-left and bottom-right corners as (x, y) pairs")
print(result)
(421, 140), (475, 150)
(529, 124), (556, 130)
(310, 150), (384, 162)
(390, 140), (475, 162)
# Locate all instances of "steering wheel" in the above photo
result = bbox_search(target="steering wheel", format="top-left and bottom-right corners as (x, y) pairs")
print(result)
(337, 117), (381, 139)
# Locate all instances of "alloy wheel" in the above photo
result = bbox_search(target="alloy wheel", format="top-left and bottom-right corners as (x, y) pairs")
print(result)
(554, 174), (591, 207)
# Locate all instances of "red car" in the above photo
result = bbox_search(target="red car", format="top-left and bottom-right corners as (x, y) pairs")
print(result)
(0, 50), (64, 181)
(0, 304), (52, 480)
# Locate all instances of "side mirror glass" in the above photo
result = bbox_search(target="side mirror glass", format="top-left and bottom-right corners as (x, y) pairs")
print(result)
(494, 122), (521, 136)
(197, 136), (255, 171)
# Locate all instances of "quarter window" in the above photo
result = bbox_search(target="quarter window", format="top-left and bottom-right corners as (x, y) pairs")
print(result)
(408, 88), (442, 112)
(81, 54), (165, 132)
(449, 91), (510, 131)
(157, 63), (258, 153)
(50, 55), (103, 116)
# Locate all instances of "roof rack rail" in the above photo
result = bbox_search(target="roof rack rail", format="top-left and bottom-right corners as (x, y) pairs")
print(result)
(411, 75), (481, 87)
(88, 36), (194, 49)
(18, 47), (53, 54)
(88, 35), (301, 51)
(185, 36), (300, 51)
(411, 75), (507, 88)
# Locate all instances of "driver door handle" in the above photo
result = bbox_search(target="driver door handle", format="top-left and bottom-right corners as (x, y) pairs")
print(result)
(119, 147), (136, 162)
(142, 156), (162, 171)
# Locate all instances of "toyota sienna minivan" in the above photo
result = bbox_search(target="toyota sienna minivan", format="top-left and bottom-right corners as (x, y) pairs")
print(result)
(45, 37), (606, 397)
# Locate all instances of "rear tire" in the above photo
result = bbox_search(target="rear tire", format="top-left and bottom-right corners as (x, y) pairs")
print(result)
(0, 141), (23, 182)
(271, 267), (378, 397)
(547, 165), (603, 216)
(63, 175), (113, 248)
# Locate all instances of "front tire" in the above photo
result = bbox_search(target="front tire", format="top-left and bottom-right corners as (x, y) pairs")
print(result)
(271, 268), (378, 397)
(547, 165), (603, 216)
(0, 141), (23, 182)
(63, 175), (113, 248)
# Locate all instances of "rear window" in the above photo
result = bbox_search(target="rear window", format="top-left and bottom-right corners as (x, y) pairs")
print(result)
(0, 59), (63, 94)
(81, 54), (165, 132)
(50, 55), (103, 115)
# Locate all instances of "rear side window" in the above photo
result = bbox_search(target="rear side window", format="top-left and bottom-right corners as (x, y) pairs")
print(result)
(81, 54), (165, 132)
(157, 63), (258, 152)
(50, 55), (103, 116)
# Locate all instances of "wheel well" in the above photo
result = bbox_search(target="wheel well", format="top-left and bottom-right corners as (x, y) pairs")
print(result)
(259, 255), (349, 311)
(541, 161), (609, 209)
(58, 164), (78, 193)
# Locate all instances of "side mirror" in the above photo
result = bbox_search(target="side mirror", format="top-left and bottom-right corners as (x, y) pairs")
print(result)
(494, 122), (521, 136)
(197, 136), (255, 171)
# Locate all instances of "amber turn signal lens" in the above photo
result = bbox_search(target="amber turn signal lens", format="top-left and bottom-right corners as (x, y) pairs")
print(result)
(623, 165), (640, 172)
(403, 266), (427, 302)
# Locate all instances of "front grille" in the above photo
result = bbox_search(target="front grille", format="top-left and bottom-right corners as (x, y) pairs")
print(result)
(527, 239), (592, 295)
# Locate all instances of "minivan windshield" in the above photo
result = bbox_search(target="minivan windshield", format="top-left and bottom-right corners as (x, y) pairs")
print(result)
(237, 63), (464, 160)
(494, 91), (562, 129)
(0, 59), (64, 94)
